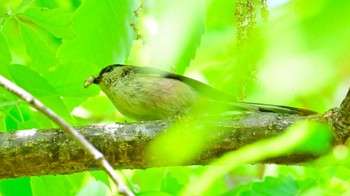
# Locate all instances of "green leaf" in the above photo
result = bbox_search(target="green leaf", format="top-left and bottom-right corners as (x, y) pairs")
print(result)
(20, 7), (74, 39)
(174, 1), (205, 74)
(0, 32), (12, 81)
(31, 173), (91, 196)
(33, 0), (80, 10)
(58, 0), (137, 66)
(148, 0), (205, 74)
(161, 168), (188, 194)
(224, 175), (300, 196)
(17, 21), (58, 74)
(89, 171), (111, 189)
(31, 176), (72, 196)
(0, 177), (32, 196)
(0, 32), (11, 67)
(7, 64), (72, 122)
(43, 61), (100, 97)
(76, 181), (109, 196)
(293, 121), (333, 154)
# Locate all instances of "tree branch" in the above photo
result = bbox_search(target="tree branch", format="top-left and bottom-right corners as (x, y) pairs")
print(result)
(0, 75), (134, 196)
(0, 112), (328, 179)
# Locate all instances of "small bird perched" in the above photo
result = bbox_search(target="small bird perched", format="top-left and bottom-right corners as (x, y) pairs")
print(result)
(85, 64), (316, 120)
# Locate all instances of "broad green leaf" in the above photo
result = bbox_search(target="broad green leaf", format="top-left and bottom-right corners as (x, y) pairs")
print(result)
(59, 0), (137, 66)
(174, 1), (205, 74)
(17, 21), (58, 74)
(43, 62), (100, 97)
(33, 0), (80, 10)
(20, 7), (74, 39)
(0, 31), (12, 95)
(131, 168), (165, 193)
(20, 8), (74, 38)
(89, 171), (111, 189)
(1, 18), (30, 68)
(2, 104), (39, 131)
(42, 61), (100, 114)
(78, 95), (122, 122)
(293, 121), (332, 154)
(0, 32), (11, 67)
(0, 177), (32, 196)
(160, 168), (188, 194)
(31, 172), (91, 196)
(76, 181), (109, 196)
(31, 176), (72, 196)
(223, 175), (301, 196)
(297, 0), (350, 58)
(148, 0), (205, 74)
(7, 64), (72, 122)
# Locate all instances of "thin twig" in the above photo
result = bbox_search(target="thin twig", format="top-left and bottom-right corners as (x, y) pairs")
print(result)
(0, 75), (135, 196)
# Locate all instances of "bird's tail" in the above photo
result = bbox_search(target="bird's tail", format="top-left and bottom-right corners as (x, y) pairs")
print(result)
(227, 101), (317, 116)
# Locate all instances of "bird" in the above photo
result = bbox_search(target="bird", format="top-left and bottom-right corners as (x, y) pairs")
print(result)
(86, 64), (316, 120)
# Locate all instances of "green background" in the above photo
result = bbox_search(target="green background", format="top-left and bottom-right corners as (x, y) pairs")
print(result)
(0, 0), (350, 195)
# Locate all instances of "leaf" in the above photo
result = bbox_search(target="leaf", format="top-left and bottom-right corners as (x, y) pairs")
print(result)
(20, 7), (74, 39)
(0, 32), (11, 67)
(76, 181), (109, 196)
(7, 64), (72, 121)
(148, 0), (205, 74)
(174, 1), (205, 74)
(89, 171), (111, 190)
(31, 173), (92, 196)
(17, 21), (58, 74)
(0, 32), (12, 81)
(223, 175), (301, 196)
(161, 168), (188, 194)
(0, 177), (32, 196)
(43, 61), (100, 97)
(293, 121), (333, 154)
(58, 0), (137, 66)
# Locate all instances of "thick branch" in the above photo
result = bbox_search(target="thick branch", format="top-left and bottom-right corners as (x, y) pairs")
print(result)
(0, 112), (326, 179)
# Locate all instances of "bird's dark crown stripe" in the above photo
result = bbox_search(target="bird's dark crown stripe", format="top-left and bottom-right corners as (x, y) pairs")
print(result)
(99, 64), (125, 76)
(93, 64), (126, 84)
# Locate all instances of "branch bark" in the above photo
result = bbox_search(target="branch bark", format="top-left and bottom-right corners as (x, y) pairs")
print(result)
(0, 112), (329, 179)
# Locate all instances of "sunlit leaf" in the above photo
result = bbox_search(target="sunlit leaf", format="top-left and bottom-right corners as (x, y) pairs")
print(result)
(58, 0), (137, 66)
(0, 32), (11, 68)
(17, 21), (58, 74)
(31, 176), (72, 196)
(148, 0), (205, 74)
(20, 7), (74, 39)
(76, 181), (109, 196)
(7, 64), (72, 122)
(43, 61), (99, 97)
(0, 177), (32, 196)
(223, 175), (305, 195)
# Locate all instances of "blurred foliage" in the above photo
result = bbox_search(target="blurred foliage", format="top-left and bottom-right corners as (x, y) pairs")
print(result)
(0, 0), (350, 195)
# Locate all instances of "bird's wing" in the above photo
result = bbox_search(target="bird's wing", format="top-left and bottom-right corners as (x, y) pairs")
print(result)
(134, 66), (317, 116)
(134, 67), (233, 100)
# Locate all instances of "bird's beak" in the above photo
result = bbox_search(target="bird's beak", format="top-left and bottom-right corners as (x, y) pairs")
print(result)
(93, 76), (102, 84)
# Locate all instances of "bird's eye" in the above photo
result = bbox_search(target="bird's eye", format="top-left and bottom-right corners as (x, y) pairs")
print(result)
(121, 70), (128, 77)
